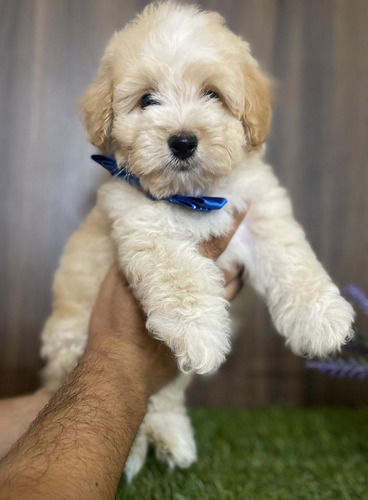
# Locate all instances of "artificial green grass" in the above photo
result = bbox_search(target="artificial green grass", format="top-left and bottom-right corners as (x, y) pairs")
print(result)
(116, 406), (367, 500)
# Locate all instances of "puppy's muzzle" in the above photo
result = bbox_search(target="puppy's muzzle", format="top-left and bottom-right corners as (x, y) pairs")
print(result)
(168, 134), (198, 160)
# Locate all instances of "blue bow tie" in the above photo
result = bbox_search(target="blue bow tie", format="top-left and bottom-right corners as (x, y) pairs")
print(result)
(91, 155), (227, 213)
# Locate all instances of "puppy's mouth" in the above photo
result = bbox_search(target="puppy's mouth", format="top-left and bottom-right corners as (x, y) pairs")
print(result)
(166, 156), (198, 173)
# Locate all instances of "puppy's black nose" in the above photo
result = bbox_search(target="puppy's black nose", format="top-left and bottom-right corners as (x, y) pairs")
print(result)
(168, 134), (198, 160)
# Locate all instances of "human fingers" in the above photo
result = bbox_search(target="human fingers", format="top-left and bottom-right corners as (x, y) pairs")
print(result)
(200, 207), (247, 260)
(223, 275), (243, 302)
(222, 263), (244, 286)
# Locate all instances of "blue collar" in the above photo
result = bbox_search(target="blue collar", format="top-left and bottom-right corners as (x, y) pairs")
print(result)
(91, 155), (227, 212)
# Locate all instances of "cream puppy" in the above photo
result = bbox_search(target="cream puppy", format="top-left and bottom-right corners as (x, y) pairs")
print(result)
(41, 1), (354, 480)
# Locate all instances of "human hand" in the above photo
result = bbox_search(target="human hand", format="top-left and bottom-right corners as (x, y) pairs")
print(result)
(87, 208), (247, 396)
(200, 208), (246, 301)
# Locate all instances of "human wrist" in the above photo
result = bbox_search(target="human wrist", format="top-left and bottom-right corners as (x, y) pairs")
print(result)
(82, 344), (151, 405)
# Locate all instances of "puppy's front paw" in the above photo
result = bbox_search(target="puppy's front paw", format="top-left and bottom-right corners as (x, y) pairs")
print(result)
(147, 297), (231, 375)
(280, 289), (355, 357)
(175, 327), (231, 375)
(173, 304), (231, 374)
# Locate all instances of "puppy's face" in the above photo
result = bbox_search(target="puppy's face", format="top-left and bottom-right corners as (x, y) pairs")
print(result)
(81, 3), (272, 198)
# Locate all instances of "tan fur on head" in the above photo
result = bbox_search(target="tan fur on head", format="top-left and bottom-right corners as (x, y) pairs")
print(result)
(241, 58), (273, 151)
(80, 1), (273, 194)
(80, 40), (116, 152)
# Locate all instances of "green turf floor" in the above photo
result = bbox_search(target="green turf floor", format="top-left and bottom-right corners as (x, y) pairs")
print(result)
(116, 406), (367, 500)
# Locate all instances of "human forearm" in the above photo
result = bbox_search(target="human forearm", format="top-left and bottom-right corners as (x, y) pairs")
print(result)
(0, 350), (147, 500)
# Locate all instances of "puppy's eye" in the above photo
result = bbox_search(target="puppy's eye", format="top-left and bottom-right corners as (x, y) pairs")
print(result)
(203, 90), (219, 100)
(141, 93), (160, 109)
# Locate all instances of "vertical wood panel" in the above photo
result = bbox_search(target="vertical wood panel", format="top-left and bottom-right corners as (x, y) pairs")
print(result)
(0, 0), (367, 404)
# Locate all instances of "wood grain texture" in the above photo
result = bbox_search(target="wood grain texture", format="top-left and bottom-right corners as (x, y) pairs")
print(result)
(0, 0), (367, 405)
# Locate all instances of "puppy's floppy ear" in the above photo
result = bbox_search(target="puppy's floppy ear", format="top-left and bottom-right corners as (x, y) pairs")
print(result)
(80, 52), (114, 152)
(241, 58), (273, 151)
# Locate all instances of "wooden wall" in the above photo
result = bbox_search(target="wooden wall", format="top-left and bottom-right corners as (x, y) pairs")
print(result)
(0, 0), (367, 406)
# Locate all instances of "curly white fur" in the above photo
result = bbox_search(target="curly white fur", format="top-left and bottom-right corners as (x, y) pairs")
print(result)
(40, 1), (355, 481)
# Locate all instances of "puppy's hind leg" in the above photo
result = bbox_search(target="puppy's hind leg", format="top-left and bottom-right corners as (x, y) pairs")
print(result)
(124, 427), (149, 483)
(41, 207), (114, 391)
(124, 374), (196, 481)
(146, 374), (196, 469)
